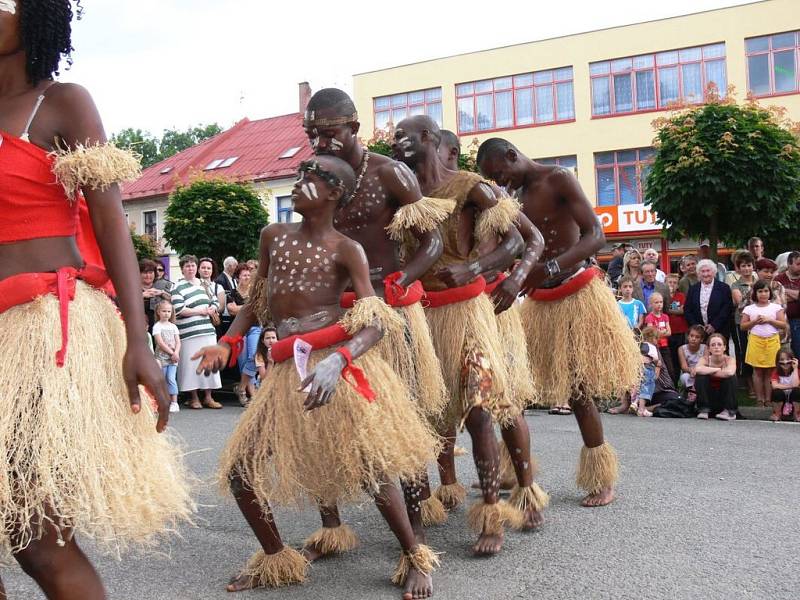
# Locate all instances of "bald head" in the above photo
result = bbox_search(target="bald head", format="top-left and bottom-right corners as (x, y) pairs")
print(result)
(305, 88), (358, 125)
(438, 129), (460, 170)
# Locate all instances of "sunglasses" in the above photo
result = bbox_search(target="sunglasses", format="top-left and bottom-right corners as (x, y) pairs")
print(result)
(156, 267), (165, 272)
(778, 360), (793, 365)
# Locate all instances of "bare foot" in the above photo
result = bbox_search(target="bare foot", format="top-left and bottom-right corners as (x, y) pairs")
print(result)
(300, 541), (327, 562)
(472, 531), (503, 556)
(581, 486), (615, 507)
(608, 404), (629, 415)
(402, 567), (433, 599)
(520, 507), (544, 530)
(226, 573), (261, 593)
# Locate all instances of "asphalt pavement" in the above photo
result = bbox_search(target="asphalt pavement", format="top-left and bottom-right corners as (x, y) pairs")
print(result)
(3, 407), (798, 600)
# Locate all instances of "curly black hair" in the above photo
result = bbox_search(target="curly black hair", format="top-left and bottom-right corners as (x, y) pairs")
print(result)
(20, 0), (83, 85)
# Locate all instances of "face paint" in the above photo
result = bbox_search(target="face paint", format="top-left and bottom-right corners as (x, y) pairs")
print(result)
(0, 0), (16, 14)
(307, 181), (318, 200)
(300, 183), (312, 200)
(329, 138), (343, 152)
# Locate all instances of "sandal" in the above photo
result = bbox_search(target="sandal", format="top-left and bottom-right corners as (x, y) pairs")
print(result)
(185, 399), (202, 410)
(237, 390), (249, 408)
(557, 406), (572, 415)
(202, 398), (223, 409)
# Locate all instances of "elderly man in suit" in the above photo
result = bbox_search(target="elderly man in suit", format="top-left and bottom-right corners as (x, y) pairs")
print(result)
(634, 261), (671, 311)
(684, 259), (734, 340)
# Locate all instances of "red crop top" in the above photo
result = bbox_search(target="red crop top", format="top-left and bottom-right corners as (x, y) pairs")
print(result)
(0, 130), (80, 243)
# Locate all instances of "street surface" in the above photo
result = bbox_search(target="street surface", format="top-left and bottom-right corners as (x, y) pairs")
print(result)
(3, 408), (798, 600)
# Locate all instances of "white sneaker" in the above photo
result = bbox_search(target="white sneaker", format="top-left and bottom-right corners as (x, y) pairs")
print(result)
(169, 401), (180, 413)
(715, 410), (736, 421)
(697, 411), (709, 420)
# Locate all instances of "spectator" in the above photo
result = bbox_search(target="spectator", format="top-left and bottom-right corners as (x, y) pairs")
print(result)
(634, 261), (671, 312)
(724, 249), (746, 285)
(741, 280), (787, 407)
(775, 251), (791, 273)
(155, 260), (172, 285)
(678, 325), (707, 400)
(152, 299), (181, 414)
(755, 258), (786, 308)
(644, 292), (675, 381)
(246, 259), (259, 272)
(748, 236), (766, 261)
(666, 273), (688, 383)
(775, 251), (800, 358)
(254, 326), (278, 385)
(610, 327), (660, 417)
(197, 257), (226, 328)
(140, 258), (171, 330)
(684, 259), (734, 340)
(642, 248), (666, 282)
(698, 240), (727, 282)
(171, 254), (223, 410)
(620, 249), (643, 286)
(695, 333), (738, 420)
(227, 263), (262, 406)
(617, 276), (646, 331)
(730, 251), (757, 396)
(216, 256), (238, 335)
(607, 242), (630, 283)
(770, 350), (800, 422)
(677, 255), (698, 294)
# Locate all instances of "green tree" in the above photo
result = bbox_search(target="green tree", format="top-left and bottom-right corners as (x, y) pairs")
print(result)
(112, 123), (223, 168)
(647, 94), (800, 261)
(130, 226), (158, 261)
(164, 177), (269, 267)
(112, 128), (160, 168)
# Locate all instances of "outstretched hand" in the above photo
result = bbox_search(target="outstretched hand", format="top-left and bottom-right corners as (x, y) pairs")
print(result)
(491, 278), (521, 314)
(192, 344), (231, 375)
(299, 352), (346, 411)
(122, 344), (171, 433)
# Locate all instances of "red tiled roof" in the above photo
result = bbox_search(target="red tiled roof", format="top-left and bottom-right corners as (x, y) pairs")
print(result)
(122, 113), (313, 201)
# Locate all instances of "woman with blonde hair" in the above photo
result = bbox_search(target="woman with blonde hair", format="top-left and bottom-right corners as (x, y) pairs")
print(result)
(618, 248), (643, 286)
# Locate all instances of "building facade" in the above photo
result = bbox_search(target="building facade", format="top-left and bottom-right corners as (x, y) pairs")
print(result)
(352, 0), (800, 263)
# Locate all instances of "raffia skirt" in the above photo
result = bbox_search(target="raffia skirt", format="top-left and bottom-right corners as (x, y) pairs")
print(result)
(219, 347), (441, 508)
(495, 303), (539, 409)
(0, 282), (194, 554)
(520, 274), (641, 409)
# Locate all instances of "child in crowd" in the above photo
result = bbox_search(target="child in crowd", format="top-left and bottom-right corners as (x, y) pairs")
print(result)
(152, 300), (181, 413)
(253, 326), (278, 386)
(610, 327), (660, 417)
(770, 349), (800, 422)
(741, 280), (787, 407)
(618, 276), (646, 331)
(644, 292), (675, 381)
(666, 273), (687, 384)
(695, 333), (738, 420)
(678, 325), (707, 402)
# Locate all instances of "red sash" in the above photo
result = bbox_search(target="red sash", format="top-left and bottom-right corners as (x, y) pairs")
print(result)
(340, 273), (424, 309)
(0, 265), (110, 367)
(528, 267), (603, 302)
(271, 323), (351, 364)
(423, 276), (486, 308)
(483, 272), (508, 295)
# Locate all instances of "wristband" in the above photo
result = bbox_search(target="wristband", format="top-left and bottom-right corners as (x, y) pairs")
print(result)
(220, 334), (244, 368)
(545, 258), (561, 279)
(335, 347), (376, 402)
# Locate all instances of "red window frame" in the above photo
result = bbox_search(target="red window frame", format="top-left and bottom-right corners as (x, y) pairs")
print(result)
(745, 31), (800, 98)
(455, 67), (575, 135)
(590, 43), (726, 119)
(535, 155), (578, 174)
(373, 88), (442, 130)
(594, 148), (655, 207)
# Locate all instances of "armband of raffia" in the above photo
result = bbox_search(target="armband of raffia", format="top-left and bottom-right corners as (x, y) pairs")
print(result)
(338, 296), (404, 337)
(51, 143), (142, 202)
(246, 275), (272, 326)
(475, 196), (520, 243)
(385, 197), (456, 242)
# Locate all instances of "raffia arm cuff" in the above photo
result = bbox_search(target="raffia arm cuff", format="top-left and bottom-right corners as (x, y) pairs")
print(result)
(385, 196), (456, 241)
(475, 197), (520, 243)
(51, 143), (142, 201)
(338, 295), (405, 337)
(576, 442), (619, 494)
(391, 544), (441, 584)
(240, 546), (309, 587)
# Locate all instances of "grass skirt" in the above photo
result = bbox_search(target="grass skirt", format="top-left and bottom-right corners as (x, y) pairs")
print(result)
(0, 282), (194, 554)
(496, 303), (538, 409)
(521, 276), (641, 408)
(425, 294), (515, 428)
(219, 348), (441, 508)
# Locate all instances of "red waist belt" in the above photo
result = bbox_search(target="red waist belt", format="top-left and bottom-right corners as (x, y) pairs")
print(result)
(483, 272), (508, 295)
(0, 265), (110, 367)
(271, 323), (351, 364)
(423, 276), (486, 309)
(340, 273), (424, 309)
(528, 267), (603, 302)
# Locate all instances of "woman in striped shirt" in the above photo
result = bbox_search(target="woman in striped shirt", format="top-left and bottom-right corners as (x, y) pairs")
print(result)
(172, 255), (223, 409)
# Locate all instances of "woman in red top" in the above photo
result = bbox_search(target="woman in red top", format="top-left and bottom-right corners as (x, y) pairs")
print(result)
(666, 273), (688, 384)
(0, 3), (192, 598)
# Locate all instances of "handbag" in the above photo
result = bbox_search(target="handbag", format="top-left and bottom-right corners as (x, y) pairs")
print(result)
(201, 280), (221, 327)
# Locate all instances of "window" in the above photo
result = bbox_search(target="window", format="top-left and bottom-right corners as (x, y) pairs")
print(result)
(143, 210), (158, 238)
(159, 166), (172, 175)
(456, 67), (574, 134)
(276, 196), (294, 223)
(590, 43), (726, 117)
(373, 88), (442, 130)
(746, 31), (799, 97)
(594, 148), (655, 207)
(535, 155), (578, 175)
(204, 156), (238, 170)
(279, 147), (301, 159)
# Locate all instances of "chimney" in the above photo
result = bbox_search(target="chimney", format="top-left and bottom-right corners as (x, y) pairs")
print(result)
(299, 82), (312, 115)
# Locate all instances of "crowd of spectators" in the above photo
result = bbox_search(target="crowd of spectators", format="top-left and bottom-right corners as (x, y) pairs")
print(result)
(605, 237), (799, 422)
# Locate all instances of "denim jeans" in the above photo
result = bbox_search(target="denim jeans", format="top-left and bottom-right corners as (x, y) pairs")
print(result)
(162, 364), (178, 396)
(237, 325), (262, 378)
(789, 319), (800, 360)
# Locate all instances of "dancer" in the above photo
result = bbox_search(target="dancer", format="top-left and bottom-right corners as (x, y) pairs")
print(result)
(393, 115), (529, 555)
(194, 155), (441, 599)
(436, 134), (550, 526)
(301, 88), (449, 552)
(477, 138), (640, 507)
(0, 3), (193, 598)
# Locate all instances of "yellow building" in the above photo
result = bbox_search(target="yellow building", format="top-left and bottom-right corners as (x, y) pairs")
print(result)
(352, 0), (800, 262)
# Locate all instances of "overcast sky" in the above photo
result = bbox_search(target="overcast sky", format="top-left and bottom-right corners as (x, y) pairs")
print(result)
(59, 0), (757, 136)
